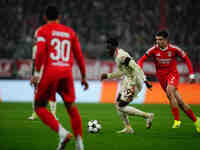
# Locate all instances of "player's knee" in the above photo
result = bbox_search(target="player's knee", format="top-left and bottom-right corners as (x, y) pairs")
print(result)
(115, 102), (119, 109)
(116, 94), (129, 107)
(118, 100), (129, 107)
(117, 104), (128, 113)
(116, 94), (121, 102)
(166, 85), (175, 97)
(64, 101), (75, 109)
(177, 98), (184, 105)
(34, 100), (48, 110)
(177, 100), (189, 108)
(62, 94), (75, 104)
(177, 101), (184, 109)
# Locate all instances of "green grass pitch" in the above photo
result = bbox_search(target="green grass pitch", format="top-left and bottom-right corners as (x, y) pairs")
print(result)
(0, 102), (200, 150)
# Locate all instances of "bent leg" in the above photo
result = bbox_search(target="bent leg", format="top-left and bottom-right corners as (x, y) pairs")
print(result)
(34, 78), (69, 138)
(116, 94), (154, 129)
(65, 102), (83, 138)
(35, 97), (59, 132)
(115, 102), (134, 133)
(175, 90), (197, 122)
(58, 75), (84, 150)
(64, 102), (84, 150)
(115, 100), (130, 127)
(49, 95), (57, 119)
(166, 85), (180, 121)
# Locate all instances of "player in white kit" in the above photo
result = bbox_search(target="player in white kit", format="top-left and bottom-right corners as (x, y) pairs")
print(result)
(101, 37), (154, 134)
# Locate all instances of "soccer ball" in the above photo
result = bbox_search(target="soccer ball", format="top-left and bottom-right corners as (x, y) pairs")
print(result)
(88, 120), (102, 133)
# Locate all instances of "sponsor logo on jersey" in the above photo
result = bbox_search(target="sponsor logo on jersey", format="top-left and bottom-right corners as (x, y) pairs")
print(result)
(156, 53), (160, 57)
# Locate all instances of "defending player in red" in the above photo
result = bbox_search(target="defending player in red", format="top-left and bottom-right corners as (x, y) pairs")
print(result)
(138, 30), (200, 132)
(30, 5), (88, 150)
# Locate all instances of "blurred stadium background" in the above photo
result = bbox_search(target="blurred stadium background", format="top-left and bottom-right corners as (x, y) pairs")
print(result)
(1, 1), (200, 150)
(0, 0), (200, 101)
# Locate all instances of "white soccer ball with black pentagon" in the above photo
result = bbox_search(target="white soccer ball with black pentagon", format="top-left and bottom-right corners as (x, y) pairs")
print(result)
(88, 120), (102, 133)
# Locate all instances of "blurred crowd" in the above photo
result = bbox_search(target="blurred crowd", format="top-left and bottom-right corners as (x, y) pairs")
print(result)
(0, 0), (200, 63)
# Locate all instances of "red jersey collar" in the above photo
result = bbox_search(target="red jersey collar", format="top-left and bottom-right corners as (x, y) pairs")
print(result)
(159, 44), (169, 51)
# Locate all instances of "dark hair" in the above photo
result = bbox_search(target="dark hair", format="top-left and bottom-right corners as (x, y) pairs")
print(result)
(45, 5), (59, 20)
(106, 36), (119, 47)
(156, 30), (169, 39)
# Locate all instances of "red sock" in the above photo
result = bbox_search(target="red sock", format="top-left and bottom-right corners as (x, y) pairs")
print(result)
(35, 107), (59, 132)
(67, 106), (82, 138)
(171, 107), (180, 121)
(185, 109), (197, 122)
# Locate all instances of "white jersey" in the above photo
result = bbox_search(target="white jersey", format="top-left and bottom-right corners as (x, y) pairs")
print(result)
(107, 48), (145, 82)
(32, 28), (39, 60)
(107, 48), (145, 101)
(32, 45), (37, 59)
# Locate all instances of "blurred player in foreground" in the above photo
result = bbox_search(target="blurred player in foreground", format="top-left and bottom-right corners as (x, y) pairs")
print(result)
(28, 96), (57, 120)
(30, 5), (88, 150)
(101, 36), (154, 134)
(28, 39), (57, 120)
(138, 30), (200, 132)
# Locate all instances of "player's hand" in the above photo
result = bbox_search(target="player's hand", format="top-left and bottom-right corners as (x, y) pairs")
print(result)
(100, 73), (108, 81)
(81, 78), (89, 90)
(189, 74), (196, 84)
(30, 76), (40, 88)
(144, 81), (152, 91)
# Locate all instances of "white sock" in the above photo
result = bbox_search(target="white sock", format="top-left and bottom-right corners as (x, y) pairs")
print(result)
(49, 101), (56, 116)
(120, 106), (149, 118)
(32, 112), (37, 117)
(118, 111), (130, 127)
(32, 100), (35, 110)
(30, 101), (37, 118)
(76, 135), (84, 150)
(58, 124), (68, 138)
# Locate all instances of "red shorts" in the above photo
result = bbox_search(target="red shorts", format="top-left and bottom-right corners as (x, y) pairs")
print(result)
(157, 72), (179, 91)
(49, 94), (56, 102)
(34, 70), (75, 104)
(34, 87), (55, 102)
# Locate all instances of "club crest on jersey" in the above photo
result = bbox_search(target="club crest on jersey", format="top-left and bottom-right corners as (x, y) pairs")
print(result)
(168, 51), (172, 57)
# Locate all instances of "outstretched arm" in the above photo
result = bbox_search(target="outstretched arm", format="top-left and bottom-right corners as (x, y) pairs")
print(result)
(137, 55), (152, 90)
(183, 55), (194, 76)
(100, 70), (123, 81)
(182, 55), (195, 82)
(176, 48), (195, 82)
(72, 33), (88, 90)
(137, 54), (148, 69)
(107, 71), (124, 79)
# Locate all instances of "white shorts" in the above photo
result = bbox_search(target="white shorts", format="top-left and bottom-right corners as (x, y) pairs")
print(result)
(119, 76), (143, 102)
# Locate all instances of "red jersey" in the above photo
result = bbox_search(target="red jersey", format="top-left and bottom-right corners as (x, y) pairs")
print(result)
(34, 21), (86, 77)
(138, 43), (194, 75)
